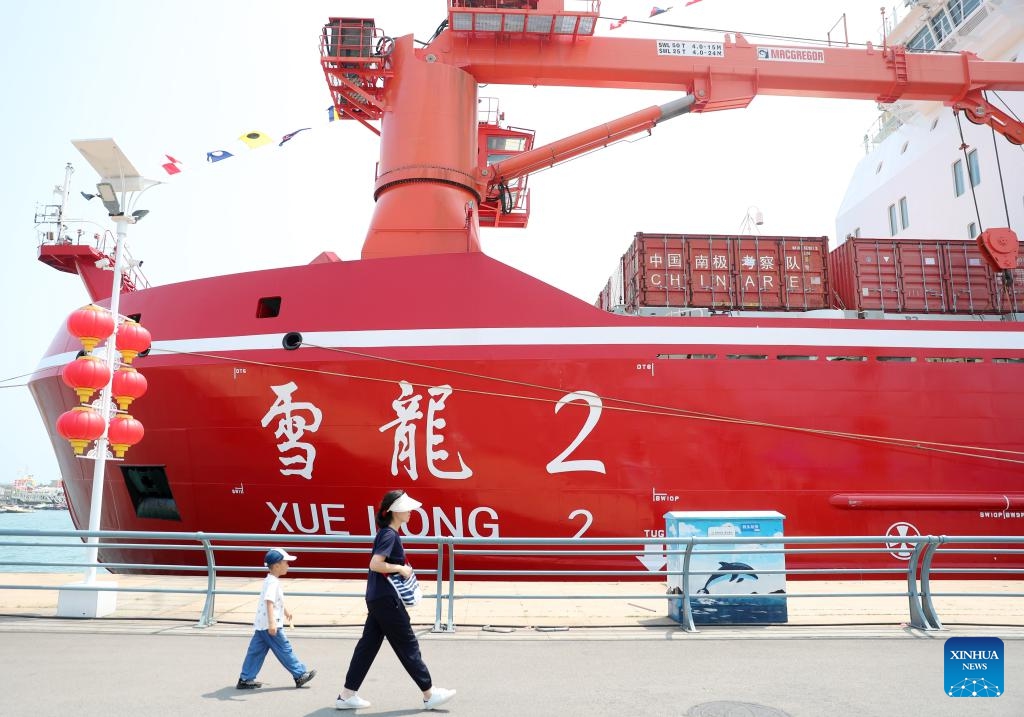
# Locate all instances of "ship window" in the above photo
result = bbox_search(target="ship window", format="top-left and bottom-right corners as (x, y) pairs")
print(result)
(951, 0), (983, 26)
(875, 161), (883, 174)
(967, 149), (981, 187)
(876, 356), (916, 362)
(726, 354), (768, 360)
(952, 160), (965, 197)
(257, 296), (282, 318)
(826, 356), (867, 362)
(968, 222), (978, 239)
(930, 11), (952, 43)
(888, 204), (898, 236)
(930, 118), (939, 131)
(487, 136), (527, 152)
(120, 466), (182, 522)
(899, 197), (910, 230)
(900, 141), (909, 154)
(926, 357), (982, 363)
(907, 26), (935, 51)
(993, 357), (1024, 364)
(777, 355), (818, 361)
(656, 353), (717, 360)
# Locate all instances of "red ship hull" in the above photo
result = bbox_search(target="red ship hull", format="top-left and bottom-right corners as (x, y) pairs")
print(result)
(29, 252), (1024, 576)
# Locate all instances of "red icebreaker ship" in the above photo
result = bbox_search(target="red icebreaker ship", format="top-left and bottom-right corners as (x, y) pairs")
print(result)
(30, 1), (1024, 576)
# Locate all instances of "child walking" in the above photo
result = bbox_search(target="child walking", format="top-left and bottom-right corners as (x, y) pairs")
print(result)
(236, 547), (317, 690)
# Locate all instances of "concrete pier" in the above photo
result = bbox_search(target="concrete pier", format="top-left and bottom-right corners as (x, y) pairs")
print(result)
(2, 575), (1022, 716)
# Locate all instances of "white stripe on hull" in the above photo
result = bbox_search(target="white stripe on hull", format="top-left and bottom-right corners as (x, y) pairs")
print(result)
(34, 324), (1024, 371)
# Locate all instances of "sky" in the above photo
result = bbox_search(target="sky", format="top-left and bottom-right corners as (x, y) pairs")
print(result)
(0, 0), (890, 483)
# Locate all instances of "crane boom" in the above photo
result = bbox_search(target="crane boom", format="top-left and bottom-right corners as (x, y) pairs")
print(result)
(319, 2), (1024, 260)
(430, 28), (1024, 142)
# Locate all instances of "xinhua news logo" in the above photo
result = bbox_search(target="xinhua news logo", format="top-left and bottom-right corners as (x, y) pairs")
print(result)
(945, 637), (1004, 697)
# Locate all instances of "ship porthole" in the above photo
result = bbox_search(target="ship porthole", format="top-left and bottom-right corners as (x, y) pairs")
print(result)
(282, 331), (303, 350)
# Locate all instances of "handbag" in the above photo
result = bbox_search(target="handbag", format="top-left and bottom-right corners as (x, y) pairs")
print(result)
(387, 569), (422, 607)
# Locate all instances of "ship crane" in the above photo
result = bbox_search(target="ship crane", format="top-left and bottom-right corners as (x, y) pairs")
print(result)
(320, 0), (1024, 266)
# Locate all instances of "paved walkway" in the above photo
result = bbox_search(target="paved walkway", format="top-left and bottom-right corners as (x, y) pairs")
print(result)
(1, 619), (1021, 716)
(2, 574), (1023, 716)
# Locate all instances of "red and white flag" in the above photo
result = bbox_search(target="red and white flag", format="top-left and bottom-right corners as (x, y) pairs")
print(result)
(161, 154), (182, 175)
(609, 16), (628, 30)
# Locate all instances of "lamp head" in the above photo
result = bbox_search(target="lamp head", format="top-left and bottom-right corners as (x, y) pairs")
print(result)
(96, 182), (121, 215)
(131, 209), (149, 222)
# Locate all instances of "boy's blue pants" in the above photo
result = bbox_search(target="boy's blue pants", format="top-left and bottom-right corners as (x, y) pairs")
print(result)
(240, 628), (307, 680)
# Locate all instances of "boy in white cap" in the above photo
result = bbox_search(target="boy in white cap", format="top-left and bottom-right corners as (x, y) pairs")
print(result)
(236, 547), (317, 690)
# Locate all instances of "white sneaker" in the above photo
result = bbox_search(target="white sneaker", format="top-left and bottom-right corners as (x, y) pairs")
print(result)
(336, 693), (371, 710)
(423, 687), (456, 710)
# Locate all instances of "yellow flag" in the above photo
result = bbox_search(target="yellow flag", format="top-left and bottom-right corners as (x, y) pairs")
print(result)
(239, 131), (272, 149)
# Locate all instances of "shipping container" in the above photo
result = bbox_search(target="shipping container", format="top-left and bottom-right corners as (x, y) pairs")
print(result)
(610, 233), (829, 313)
(828, 237), (1017, 314)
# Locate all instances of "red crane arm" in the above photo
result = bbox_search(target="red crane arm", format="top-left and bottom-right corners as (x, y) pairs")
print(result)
(429, 32), (1024, 142)
(323, 5), (1024, 259)
(485, 97), (693, 188)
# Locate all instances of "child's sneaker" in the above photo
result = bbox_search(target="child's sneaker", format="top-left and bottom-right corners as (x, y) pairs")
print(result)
(336, 693), (371, 710)
(423, 687), (456, 710)
(295, 669), (317, 688)
(236, 678), (263, 689)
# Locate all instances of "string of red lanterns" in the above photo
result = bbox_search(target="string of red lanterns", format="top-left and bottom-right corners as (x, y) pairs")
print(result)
(56, 304), (151, 459)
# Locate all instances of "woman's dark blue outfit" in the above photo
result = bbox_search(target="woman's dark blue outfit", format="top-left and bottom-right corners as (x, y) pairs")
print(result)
(343, 526), (432, 692)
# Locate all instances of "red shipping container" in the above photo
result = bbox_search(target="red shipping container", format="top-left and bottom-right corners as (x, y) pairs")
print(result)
(944, 241), (997, 313)
(615, 233), (829, 312)
(991, 252), (1024, 313)
(829, 238), (1007, 314)
(828, 239), (901, 311)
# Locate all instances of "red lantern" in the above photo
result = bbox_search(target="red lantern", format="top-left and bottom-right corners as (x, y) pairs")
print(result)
(108, 414), (144, 458)
(116, 320), (151, 364)
(60, 355), (111, 404)
(111, 366), (148, 410)
(56, 406), (106, 455)
(66, 304), (115, 353)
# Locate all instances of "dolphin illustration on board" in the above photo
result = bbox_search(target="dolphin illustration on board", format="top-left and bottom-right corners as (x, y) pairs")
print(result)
(696, 561), (759, 594)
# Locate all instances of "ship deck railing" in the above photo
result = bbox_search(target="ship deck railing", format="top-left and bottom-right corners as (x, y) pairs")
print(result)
(0, 530), (1022, 633)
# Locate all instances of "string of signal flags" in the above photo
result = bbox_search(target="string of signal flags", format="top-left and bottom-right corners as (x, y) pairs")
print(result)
(157, 106), (346, 176)
(610, 3), (705, 31)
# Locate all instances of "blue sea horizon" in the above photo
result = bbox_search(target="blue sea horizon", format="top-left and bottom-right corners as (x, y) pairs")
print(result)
(0, 509), (109, 574)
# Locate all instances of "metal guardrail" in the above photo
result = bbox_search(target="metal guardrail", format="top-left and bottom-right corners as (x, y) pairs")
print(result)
(0, 529), (1021, 633)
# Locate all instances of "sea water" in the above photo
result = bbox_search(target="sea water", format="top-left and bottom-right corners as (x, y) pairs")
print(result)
(0, 509), (108, 573)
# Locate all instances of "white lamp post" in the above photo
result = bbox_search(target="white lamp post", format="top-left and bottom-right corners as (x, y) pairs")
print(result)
(56, 139), (159, 617)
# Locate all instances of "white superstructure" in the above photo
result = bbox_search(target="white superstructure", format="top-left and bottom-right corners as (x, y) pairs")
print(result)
(837, 0), (1024, 243)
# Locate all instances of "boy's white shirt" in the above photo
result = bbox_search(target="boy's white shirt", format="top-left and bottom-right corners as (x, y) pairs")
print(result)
(254, 573), (286, 630)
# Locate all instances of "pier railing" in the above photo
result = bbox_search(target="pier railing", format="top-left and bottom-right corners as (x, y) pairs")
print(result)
(0, 529), (1021, 632)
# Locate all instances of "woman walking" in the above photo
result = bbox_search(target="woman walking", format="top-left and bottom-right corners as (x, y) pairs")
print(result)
(336, 490), (456, 711)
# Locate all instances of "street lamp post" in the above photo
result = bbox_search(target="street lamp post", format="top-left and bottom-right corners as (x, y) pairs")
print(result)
(56, 139), (159, 617)
(83, 212), (131, 584)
